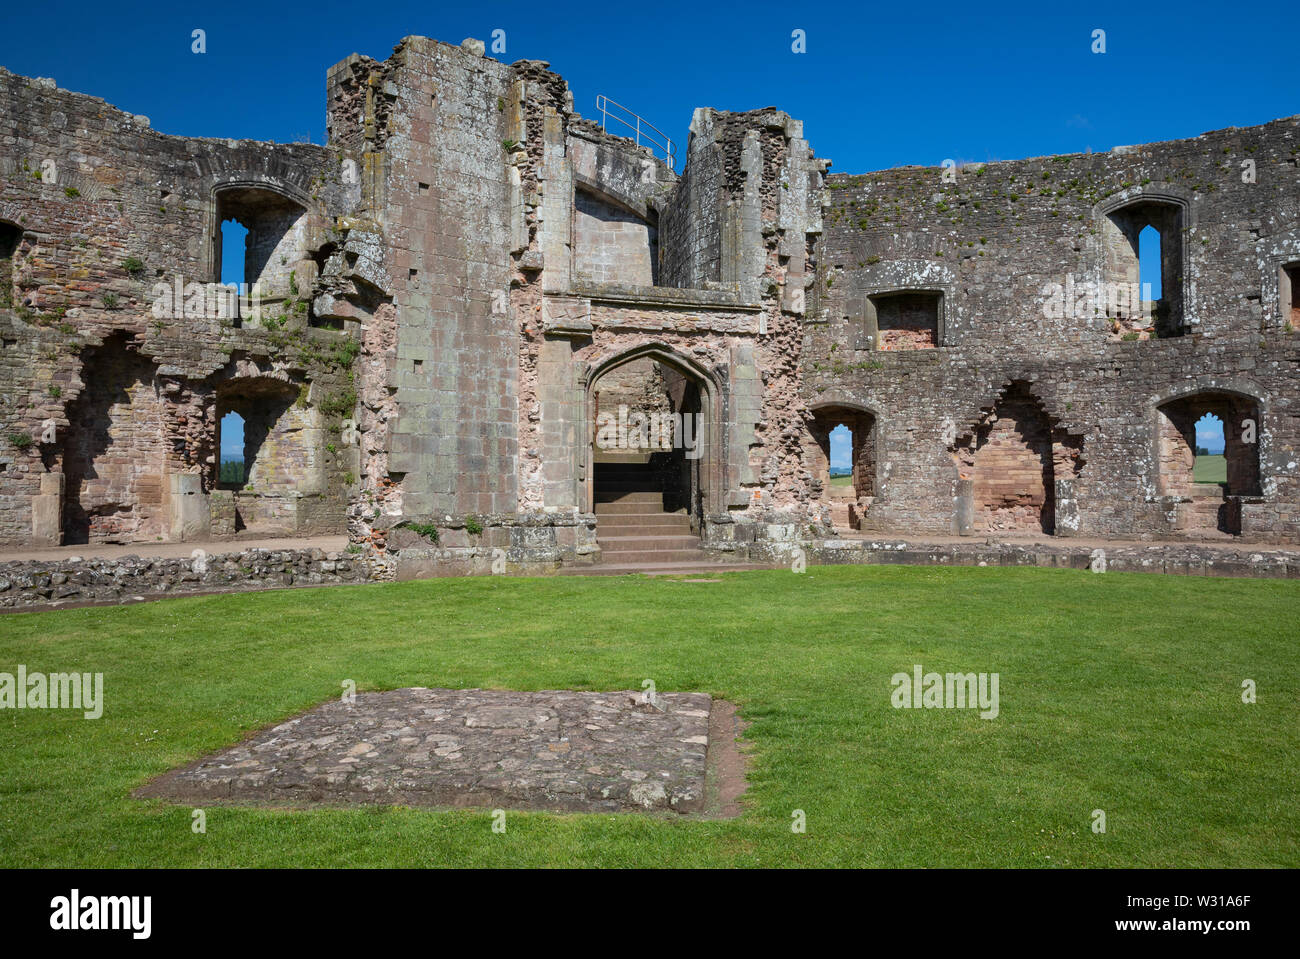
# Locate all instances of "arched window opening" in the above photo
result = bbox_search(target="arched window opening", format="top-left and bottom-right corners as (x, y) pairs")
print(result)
(807, 406), (878, 530)
(1103, 199), (1185, 339)
(1157, 393), (1260, 536)
(214, 187), (311, 328)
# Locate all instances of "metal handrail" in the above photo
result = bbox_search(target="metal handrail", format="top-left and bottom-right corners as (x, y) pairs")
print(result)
(595, 95), (676, 172)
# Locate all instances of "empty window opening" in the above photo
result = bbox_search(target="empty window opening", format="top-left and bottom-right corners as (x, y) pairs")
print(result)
(0, 220), (20, 309)
(1138, 224), (1161, 301)
(1157, 393), (1260, 536)
(214, 187), (311, 326)
(869, 291), (941, 350)
(219, 411), (247, 486)
(1281, 262), (1300, 329)
(1103, 200), (1184, 338)
(219, 219), (249, 286)
(807, 406), (878, 530)
(1193, 413), (1226, 485)
(829, 424), (852, 486)
(215, 378), (319, 535)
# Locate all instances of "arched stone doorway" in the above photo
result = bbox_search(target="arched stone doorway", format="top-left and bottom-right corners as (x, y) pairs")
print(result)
(582, 346), (721, 536)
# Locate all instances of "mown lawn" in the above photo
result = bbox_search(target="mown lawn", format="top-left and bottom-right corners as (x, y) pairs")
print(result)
(0, 565), (1296, 867)
(1194, 454), (1227, 485)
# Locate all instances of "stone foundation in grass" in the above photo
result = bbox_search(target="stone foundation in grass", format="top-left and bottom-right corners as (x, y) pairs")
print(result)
(136, 687), (747, 817)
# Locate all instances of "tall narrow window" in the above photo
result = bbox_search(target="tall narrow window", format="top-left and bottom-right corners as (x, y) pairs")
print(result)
(220, 220), (248, 287)
(219, 411), (246, 486)
(1193, 413), (1225, 486)
(1138, 224), (1161, 302)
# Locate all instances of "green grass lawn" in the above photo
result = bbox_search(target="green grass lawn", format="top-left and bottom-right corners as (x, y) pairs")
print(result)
(1194, 454), (1227, 484)
(829, 473), (854, 486)
(1, 565), (1296, 868)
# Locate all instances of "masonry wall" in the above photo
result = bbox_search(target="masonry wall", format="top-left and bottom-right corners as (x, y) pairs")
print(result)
(332, 38), (518, 536)
(808, 118), (1300, 542)
(0, 68), (363, 547)
(3, 37), (1296, 569)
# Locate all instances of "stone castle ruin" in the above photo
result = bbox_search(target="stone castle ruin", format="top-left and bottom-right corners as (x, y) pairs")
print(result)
(2, 36), (1297, 578)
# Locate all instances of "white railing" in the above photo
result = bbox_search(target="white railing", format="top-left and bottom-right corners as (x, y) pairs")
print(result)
(596, 96), (676, 172)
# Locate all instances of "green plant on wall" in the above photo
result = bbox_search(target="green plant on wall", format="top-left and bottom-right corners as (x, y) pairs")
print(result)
(320, 388), (357, 419)
(399, 520), (439, 543)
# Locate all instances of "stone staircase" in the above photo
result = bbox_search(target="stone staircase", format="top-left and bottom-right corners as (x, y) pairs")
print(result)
(573, 457), (768, 575)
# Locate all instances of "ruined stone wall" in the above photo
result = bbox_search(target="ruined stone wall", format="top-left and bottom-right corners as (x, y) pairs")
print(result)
(3, 37), (1296, 568)
(509, 91), (826, 546)
(0, 68), (363, 547)
(352, 39), (518, 528)
(809, 117), (1300, 542)
(659, 112), (725, 290)
(0, 545), (367, 609)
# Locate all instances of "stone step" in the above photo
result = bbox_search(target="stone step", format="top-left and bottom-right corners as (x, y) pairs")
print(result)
(561, 561), (775, 577)
(594, 491), (664, 504)
(592, 453), (654, 464)
(597, 534), (702, 551)
(597, 518), (694, 533)
(595, 548), (712, 564)
(594, 501), (680, 516)
(594, 505), (689, 519)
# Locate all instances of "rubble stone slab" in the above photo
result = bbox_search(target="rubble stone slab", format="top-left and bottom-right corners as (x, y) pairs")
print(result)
(137, 688), (724, 815)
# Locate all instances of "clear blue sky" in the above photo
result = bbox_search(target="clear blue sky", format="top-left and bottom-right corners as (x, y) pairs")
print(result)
(2, 1), (1295, 176)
